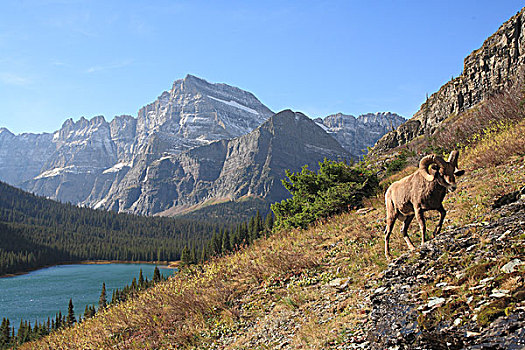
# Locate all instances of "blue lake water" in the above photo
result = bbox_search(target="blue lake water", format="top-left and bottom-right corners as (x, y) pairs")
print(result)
(0, 263), (175, 329)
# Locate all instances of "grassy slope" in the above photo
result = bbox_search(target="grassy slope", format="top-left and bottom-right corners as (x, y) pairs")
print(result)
(21, 119), (525, 349)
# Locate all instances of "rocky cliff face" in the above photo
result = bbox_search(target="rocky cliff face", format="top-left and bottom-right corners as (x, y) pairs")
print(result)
(97, 110), (351, 216)
(315, 112), (405, 157)
(373, 8), (525, 153)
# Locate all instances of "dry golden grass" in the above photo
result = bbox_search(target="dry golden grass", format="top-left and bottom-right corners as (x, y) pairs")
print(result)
(462, 119), (525, 169)
(431, 74), (525, 153)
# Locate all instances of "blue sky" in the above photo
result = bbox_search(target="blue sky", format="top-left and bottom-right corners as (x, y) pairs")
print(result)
(0, 1), (523, 134)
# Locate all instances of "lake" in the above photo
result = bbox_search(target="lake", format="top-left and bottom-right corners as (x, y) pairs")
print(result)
(0, 263), (175, 329)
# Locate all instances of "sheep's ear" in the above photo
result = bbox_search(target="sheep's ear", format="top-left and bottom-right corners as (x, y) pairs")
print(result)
(454, 170), (465, 177)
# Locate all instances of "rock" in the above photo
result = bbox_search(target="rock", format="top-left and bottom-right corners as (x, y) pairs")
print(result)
(490, 289), (510, 298)
(356, 207), (374, 215)
(493, 187), (525, 209)
(442, 285), (460, 292)
(501, 258), (523, 273)
(427, 297), (446, 309)
(373, 286), (388, 294)
(480, 277), (495, 285)
(329, 277), (351, 291)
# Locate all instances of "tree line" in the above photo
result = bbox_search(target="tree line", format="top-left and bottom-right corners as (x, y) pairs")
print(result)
(0, 181), (229, 276)
(180, 210), (273, 265)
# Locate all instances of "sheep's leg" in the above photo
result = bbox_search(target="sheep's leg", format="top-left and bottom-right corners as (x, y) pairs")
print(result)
(401, 215), (416, 250)
(384, 212), (398, 260)
(414, 206), (427, 245)
(432, 206), (446, 239)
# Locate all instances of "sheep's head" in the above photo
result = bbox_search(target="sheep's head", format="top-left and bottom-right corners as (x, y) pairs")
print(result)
(419, 151), (465, 192)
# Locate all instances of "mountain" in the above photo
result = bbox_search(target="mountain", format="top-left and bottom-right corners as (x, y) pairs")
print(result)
(0, 128), (54, 186)
(1, 75), (398, 217)
(314, 112), (405, 157)
(17, 75), (274, 207)
(96, 110), (351, 216)
(373, 8), (525, 154)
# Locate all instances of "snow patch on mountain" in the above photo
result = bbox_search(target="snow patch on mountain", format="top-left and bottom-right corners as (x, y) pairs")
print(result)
(207, 95), (259, 115)
(34, 165), (100, 179)
(102, 162), (131, 174)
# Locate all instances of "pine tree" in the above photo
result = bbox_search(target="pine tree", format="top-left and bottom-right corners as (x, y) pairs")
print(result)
(56, 311), (63, 329)
(98, 283), (107, 310)
(153, 266), (161, 283)
(211, 231), (221, 255)
(83, 305), (91, 320)
(265, 212), (274, 237)
(200, 245), (207, 263)
(0, 317), (10, 345)
(190, 245), (197, 264)
(138, 269), (144, 288)
(247, 217), (255, 243)
(67, 299), (76, 327)
(222, 229), (231, 253)
(239, 222), (248, 245)
(181, 245), (191, 265)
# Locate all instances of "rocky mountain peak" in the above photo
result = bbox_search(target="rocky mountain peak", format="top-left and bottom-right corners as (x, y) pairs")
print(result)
(0, 127), (14, 137)
(316, 112), (405, 157)
(135, 74), (274, 155)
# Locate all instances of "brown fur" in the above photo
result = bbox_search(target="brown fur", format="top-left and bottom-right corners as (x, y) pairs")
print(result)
(384, 151), (464, 259)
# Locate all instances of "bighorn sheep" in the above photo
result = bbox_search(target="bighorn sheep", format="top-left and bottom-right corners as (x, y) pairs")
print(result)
(384, 151), (465, 259)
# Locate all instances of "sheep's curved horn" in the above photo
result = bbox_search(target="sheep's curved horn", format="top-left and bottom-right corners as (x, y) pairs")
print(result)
(433, 156), (448, 169)
(419, 155), (436, 181)
(447, 150), (459, 168)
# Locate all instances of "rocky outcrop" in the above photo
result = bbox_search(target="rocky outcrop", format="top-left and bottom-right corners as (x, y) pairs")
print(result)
(374, 8), (525, 153)
(98, 110), (351, 215)
(315, 112), (405, 157)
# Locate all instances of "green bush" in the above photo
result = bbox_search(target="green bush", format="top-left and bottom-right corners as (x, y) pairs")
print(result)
(385, 150), (408, 176)
(271, 159), (379, 230)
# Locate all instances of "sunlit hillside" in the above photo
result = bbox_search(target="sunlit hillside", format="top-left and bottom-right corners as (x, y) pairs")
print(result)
(20, 84), (525, 349)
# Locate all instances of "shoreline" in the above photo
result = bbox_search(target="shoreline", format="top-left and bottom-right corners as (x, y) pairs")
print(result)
(0, 260), (177, 279)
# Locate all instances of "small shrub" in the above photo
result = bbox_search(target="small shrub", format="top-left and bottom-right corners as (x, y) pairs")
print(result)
(385, 151), (408, 176)
(271, 159), (379, 230)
